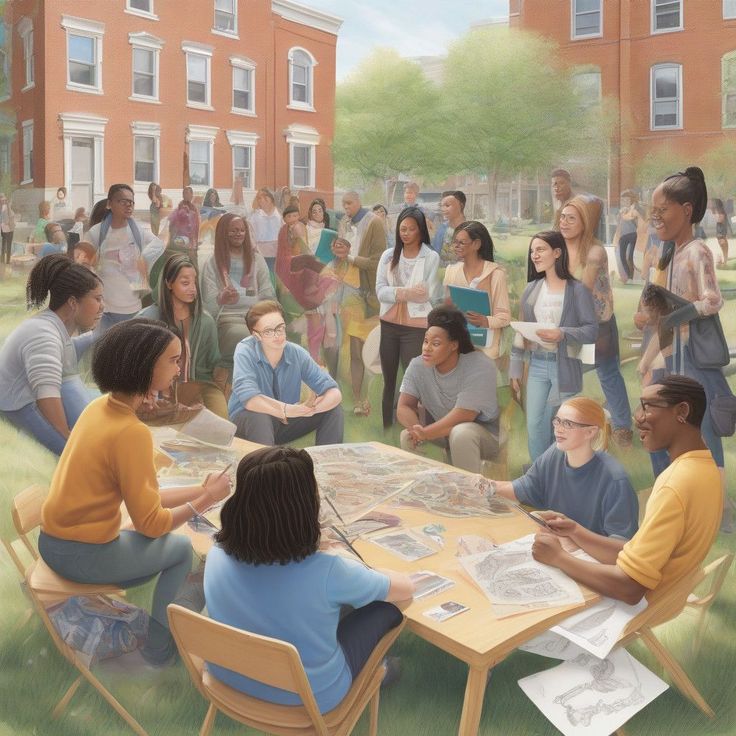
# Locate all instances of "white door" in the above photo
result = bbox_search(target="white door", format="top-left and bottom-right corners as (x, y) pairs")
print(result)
(70, 137), (94, 212)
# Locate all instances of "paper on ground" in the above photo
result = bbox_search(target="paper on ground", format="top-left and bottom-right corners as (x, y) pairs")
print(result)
(518, 648), (668, 736)
(458, 534), (584, 610)
(519, 630), (589, 660)
(550, 596), (648, 660)
(510, 321), (555, 343)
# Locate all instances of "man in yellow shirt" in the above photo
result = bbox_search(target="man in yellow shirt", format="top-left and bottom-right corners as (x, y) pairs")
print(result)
(531, 375), (722, 607)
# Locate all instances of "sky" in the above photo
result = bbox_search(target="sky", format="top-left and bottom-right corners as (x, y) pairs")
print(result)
(301, 0), (510, 80)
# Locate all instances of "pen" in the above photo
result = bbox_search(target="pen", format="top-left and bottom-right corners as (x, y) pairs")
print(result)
(498, 498), (553, 531)
(330, 525), (368, 564)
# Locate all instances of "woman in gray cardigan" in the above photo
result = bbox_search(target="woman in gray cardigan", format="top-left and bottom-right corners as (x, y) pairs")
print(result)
(510, 231), (598, 461)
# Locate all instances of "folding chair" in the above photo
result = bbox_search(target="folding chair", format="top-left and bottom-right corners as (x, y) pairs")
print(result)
(168, 603), (405, 736)
(618, 566), (714, 718)
(684, 553), (734, 658)
(6, 485), (147, 736)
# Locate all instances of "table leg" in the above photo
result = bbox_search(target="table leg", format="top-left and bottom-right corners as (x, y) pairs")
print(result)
(458, 665), (488, 736)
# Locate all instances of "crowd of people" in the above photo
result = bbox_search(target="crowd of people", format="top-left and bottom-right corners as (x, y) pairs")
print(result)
(0, 165), (732, 713)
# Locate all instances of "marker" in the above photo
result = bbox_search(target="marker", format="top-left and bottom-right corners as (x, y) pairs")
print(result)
(498, 498), (553, 531)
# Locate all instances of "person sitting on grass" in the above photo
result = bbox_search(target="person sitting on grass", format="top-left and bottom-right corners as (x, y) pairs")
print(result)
(39, 222), (68, 257)
(488, 396), (639, 539)
(39, 319), (231, 665)
(531, 376), (722, 607)
(397, 305), (499, 474)
(228, 300), (344, 446)
(204, 446), (413, 712)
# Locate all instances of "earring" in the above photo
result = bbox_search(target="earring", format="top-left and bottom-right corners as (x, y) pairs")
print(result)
(677, 416), (686, 423)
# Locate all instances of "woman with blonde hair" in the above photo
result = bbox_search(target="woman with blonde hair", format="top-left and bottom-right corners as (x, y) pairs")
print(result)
(487, 396), (638, 539)
(559, 194), (633, 447)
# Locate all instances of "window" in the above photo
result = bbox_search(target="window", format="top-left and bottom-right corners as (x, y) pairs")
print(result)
(572, 69), (602, 109)
(131, 122), (159, 183)
(725, 0), (736, 19)
(723, 52), (736, 127)
(0, 138), (10, 178)
(17, 17), (34, 89)
(651, 63), (682, 129)
(214, 0), (237, 34)
(572, 0), (601, 39)
(231, 57), (255, 114)
(285, 124), (318, 188)
(292, 145), (312, 187)
(226, 130), (258, 190)
(129, 33), (163, 102)
(62, 16), (105, 93)
(187, 125), (218, 188)
(183, 43), (213, 108)
(288, 48), (316, 110)
(21, 120), (33, 182)
(129, 0), (152, 12)
(0, 49), (7, 101)
(652, 0), (682, 33)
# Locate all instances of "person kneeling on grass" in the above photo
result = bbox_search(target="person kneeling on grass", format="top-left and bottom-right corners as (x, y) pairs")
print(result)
(397, 305), (499, 473)
(488, 396), (639, 539)
(531, 376), (722, 607)
(228, 300), (344, 446)
(204, 447), (413, 712)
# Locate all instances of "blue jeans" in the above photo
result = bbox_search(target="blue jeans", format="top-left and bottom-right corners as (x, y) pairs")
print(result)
(0, 377), (93, 455)
(98, 311), (135, 334)
(595, 355), (632, 430)
(525, 354), (574, 461)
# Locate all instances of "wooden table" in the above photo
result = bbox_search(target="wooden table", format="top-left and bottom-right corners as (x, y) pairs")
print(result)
(184, 439), (597, 736)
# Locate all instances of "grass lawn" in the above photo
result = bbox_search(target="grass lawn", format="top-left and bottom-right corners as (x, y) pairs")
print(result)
(1, 237), (735, 736)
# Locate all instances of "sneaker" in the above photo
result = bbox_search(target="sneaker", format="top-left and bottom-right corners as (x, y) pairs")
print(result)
(173, 565), (205, 613)
(380, 656), (402, 688)
(612, 428), (633, 448)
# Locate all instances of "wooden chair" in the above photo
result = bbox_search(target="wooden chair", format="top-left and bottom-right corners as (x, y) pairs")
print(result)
(618, 566), (715, 718)
(6, 485), (147, 736)
(684, 553), (734, 658)
(168, 603), (405, 736)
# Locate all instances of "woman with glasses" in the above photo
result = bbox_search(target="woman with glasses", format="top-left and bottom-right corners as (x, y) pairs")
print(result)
(200, 212), (275, 378)
(228, 300), (343, 446)
(376, 206), (441, 428)
(487, 397), (638, 539)
(510, 231), (598, 462)
(443, 221), (510, 361)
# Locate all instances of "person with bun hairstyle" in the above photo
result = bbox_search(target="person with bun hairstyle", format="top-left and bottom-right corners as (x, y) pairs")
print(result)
(39, 319), (232, 664)
(396, 305), (499, 473)
(488, 397), (638, 539)
(0, 254), (103, 454)
(204, 446), (412, 712)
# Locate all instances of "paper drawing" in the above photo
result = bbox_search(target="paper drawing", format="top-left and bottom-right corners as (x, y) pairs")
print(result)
(518, 649), (668, 736)
(368, 528), (437, 561)
(519, 631), (588, 661)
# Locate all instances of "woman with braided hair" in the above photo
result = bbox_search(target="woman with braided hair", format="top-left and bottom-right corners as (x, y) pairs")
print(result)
(204, 446), (413, 712)
(0, 254), (103, 454)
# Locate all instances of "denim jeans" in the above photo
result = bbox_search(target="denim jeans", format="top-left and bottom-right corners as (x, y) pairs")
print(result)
(594, 355), (633, 430)
(525, 354), (575, 461)
(98, 311), (135, 335)
(232, 404), (344, 446)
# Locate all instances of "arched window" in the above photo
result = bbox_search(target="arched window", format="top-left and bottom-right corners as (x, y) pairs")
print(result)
(288, 47), (316, 110)
(722, 51), (736, 128)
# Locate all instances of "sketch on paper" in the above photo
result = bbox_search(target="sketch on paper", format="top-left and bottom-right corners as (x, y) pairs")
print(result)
(519, 631), (588, 661)
(410, 571), (456, 599)
(551, 597), (648, 660)
(368, 528), (438, 561)
(459, 534), (584, 610)
(456, 534), (498, 557)
(518, 649), (668, 736)
(394, 470), (514, 518)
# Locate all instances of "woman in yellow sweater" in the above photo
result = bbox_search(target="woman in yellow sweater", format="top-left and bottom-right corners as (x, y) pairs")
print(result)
(39, 319), (231, 664)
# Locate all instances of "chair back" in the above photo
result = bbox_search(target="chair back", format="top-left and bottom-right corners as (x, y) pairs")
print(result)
(11, 484), (48, 560)
(167, 605), (327, 730)
(690, 553), (734, 609)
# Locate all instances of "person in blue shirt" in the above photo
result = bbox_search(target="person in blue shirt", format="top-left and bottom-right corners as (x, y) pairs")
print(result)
(39, 222), (68, 258)
(204, 446), (413, 713)
(488, 396), (639, 539)
(228, 300), (344, 445)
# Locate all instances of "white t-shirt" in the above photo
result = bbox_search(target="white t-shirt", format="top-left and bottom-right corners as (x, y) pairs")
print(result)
(534, 280), (564, 351)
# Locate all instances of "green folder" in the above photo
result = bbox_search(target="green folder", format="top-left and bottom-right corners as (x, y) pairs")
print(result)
(448, 285), (491, 315)
(314, 228), (338, 264)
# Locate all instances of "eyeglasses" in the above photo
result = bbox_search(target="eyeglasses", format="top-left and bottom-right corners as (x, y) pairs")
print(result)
(558, 213), (578, 223)
(255, 323), (287, 338)
(114, 198), (135, 207)
(552, 417), (594, 430)
(451, 239), (475, 247)
(639, 398), (674, 414)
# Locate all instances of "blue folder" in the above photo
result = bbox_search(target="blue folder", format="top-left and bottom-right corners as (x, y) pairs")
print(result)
(314, 228), (339, 264)
(448, 285), (492, 316)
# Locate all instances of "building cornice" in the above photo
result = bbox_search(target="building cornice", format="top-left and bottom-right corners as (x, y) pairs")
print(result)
(271, 0), (342, 36)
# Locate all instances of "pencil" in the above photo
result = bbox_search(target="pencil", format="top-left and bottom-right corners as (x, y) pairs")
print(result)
(330, 525), (367, 564)
(323, 495), (346, 525)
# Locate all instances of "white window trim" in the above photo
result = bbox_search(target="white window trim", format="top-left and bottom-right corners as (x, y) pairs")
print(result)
(650, 63), (683, 131)
(183, 41), (214, 110)
(212, 0), (239, 38)
(58, 113), (108, 203)
(131, 121), (160, 184)
(187, 125), (218, 189)
(230, 56), (256, 116)
(570, 0), (603, 40)
(0, 45), (9, 102)
(61, 15), (105, 95)
(129, 32), (164, 103)
(284, 124), (319, 189)
(725, 0), (736, 19)
(17, 17), (34, 91)
(287, 47), (317, 112)
(722, 52), (736, 128)
(125, 0), (159, 21)
(651, 0), (683, 35)
(21, 119), (33, 184)
(226, 130), (258, 188)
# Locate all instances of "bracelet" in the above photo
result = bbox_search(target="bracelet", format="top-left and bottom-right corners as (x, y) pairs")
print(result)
(282, 401), (289, 424)
(186, 501), (199, 518)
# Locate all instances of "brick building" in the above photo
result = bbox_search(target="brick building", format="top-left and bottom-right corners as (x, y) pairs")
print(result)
(509, 0), (736, 202)
(0, 0), (341, 218)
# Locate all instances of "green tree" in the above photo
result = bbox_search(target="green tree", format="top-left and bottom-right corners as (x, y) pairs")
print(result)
(437, 27), (583, 218)
(332, 49), (441, 200)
